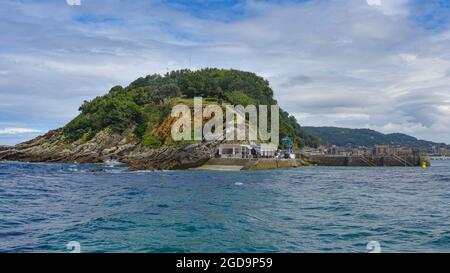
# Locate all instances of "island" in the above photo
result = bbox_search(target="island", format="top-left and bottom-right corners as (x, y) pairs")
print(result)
(0, 69), (318, 171)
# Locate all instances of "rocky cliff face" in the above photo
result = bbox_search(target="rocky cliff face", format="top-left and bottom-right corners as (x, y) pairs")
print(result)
(0, 129), (221, 171)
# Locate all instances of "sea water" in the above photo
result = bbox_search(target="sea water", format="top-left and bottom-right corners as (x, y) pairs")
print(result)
(0, 161), (449, 253)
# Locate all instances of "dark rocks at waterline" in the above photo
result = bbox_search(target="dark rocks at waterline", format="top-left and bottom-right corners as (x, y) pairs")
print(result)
(89, 168), (106, 173)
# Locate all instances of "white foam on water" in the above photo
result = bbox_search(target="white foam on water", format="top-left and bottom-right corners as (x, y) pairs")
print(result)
(104, 159), (121, 167)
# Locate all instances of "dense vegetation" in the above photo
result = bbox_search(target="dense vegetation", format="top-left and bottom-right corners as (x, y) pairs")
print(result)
(303, 126), (448, 148)
(63, 68), (319, 148)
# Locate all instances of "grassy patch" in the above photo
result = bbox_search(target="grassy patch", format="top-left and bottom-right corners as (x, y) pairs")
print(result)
(142, 135), (163, 148)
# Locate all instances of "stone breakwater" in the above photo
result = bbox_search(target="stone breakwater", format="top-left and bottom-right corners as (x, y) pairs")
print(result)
(196, 154), (430, 171)
(302, 154), (430, 167)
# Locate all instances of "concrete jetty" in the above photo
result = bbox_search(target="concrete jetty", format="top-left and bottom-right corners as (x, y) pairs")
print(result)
(196, 158), (298, 171)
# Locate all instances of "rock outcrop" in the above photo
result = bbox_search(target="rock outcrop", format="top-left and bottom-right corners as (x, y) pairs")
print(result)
(122, 141), (221, 171)
(0, 129), (221, 171)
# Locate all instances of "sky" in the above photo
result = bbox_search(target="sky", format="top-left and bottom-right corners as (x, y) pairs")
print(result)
(1, 0), (450, 145)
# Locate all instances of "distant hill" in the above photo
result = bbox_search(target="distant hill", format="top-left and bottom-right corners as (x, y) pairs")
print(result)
(303, 126), (449, 149)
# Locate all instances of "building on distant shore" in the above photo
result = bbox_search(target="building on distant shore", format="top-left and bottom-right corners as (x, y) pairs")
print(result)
(374, 145), (401, 156)
(438, 147), (450, 156)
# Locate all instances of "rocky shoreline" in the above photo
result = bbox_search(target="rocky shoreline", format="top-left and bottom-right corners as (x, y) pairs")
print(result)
(0, 129), (221, 171)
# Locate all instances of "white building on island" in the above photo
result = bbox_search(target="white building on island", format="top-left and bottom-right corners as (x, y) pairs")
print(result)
(218, 144), (253, 159)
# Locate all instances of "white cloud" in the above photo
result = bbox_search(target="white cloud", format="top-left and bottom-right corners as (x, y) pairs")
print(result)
(66, 0), (81, 6)
(0, 128), (41, 135)
(377, 0), (410, 16)
(366, 0), (382, 7)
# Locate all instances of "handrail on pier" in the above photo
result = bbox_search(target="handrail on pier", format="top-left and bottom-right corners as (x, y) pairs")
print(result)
(360, 156), (377, 167)
(392, 154), (413, 167)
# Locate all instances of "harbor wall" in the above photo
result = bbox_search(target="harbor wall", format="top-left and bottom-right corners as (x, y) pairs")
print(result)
(249, 159), (298, 170)
(303, 155), (430, 167)
(199, 155), (430, 170)
(199, 158), (298, 170)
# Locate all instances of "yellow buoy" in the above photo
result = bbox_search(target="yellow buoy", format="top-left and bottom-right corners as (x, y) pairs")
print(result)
(422, 162), (427, 170)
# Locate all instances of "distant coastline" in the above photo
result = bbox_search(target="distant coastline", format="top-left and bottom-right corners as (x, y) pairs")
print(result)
(303, 126), (449, 150)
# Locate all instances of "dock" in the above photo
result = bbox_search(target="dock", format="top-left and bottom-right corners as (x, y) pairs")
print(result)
(196, 158), (298, 171)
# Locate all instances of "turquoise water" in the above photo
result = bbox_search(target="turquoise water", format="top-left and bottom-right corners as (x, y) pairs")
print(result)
(0, 160), (449, 253)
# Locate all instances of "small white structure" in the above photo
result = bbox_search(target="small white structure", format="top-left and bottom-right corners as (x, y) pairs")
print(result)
(218, 144), (252, 159)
